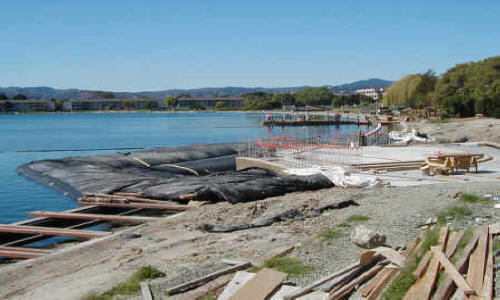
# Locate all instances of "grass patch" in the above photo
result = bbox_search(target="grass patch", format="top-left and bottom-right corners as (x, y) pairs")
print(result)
(83, 265), (165, 300)
(346, 215), (370, 223)
(459, 193), (492, 204)
(382, 227), (440, 300)
(262, 256), (316, 276)
(316, 228), (341, 241)
(437, 206), (472, 225)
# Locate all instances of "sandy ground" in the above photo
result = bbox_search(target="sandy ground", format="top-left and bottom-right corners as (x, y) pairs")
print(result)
(1, 118), (500, 300)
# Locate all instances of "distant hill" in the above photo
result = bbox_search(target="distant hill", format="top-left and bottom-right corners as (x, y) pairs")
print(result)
(0, 79), (393, 100)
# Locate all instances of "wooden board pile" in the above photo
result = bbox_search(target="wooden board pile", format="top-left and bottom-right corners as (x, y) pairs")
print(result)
(217, 224), (497, 299)
(77, 192), (189, 211)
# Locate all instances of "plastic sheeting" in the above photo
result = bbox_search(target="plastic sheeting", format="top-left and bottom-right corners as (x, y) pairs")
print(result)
(284, 166), (380, 188)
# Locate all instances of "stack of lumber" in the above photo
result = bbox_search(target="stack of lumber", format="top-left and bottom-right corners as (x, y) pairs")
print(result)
(77, 192), (189, 211)
(351, 160), (425, 173)
(400, 224), (496, 299)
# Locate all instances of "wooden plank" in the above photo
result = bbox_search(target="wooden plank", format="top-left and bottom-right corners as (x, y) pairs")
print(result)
(489, 223), (500, 235)
(433, 228), (482, 300)
(0, 249), (45, 259)
(283, 263), (358, 299)
(322, 265), (363, 292)
(228, 268), (287, 300)
(77, 201), (188, 211)
(0, 246), (52, 254)
(480, 233), (494, 299)
(430, 247), (476, 295)
(445, 230), (465, 258)
(140, 282), (153, 300)
(167, 261), (251, 295)
(366, 268), (398, 300)
(403, 226), (449, 300)
(113, 192), (143, 197)
(28, 211), (158, 224)
(466, 225), (489, 296)
(329, 262), (386, 299)
(0, 224), (109, 239)
(413, 251), (432, 278)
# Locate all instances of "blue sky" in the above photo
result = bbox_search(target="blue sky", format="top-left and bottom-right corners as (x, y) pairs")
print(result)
(1, 1), (499, 91)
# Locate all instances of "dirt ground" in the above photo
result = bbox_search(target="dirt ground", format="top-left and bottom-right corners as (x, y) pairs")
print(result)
(411, 117), (500, 144)
(1, 118), (500, 300)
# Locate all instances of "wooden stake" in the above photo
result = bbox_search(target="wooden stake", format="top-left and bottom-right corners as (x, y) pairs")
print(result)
(467, 225), (489, 300)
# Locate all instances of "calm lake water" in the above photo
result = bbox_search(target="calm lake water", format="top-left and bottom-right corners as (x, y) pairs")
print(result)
(0, 112), (365, 223)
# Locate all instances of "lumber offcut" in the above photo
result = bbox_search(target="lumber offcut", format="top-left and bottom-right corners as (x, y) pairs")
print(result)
(28, 211), (158, 223)
(329, 262), (387, 299)
(228, 268), (287, 300)
(0, 224), (109, 239)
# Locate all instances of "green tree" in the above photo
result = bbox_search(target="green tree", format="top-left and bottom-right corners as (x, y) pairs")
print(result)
(433, 56), (499, 117)
(145, 100), (158, 111)
(331, 96), (341, 108)
(122, 100), (134, 110)
(0, 93), (7, 100)
(272, 93), (294, 107)
(13, 94), (27, 100)
(163, 96), (179, 110)
(293, 87), (333, 106)
(52, 99), (63, 111)
(215, 101), (225, 110)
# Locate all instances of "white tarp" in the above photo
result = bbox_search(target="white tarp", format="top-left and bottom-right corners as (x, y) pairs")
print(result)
(284, 166), (380, 188)
(389, 128), (434, 144)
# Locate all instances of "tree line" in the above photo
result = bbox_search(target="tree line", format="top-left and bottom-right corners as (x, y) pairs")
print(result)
(0, 93), (28, 100)
(241, 87), (373, 110)
(382, 56), (500, 118)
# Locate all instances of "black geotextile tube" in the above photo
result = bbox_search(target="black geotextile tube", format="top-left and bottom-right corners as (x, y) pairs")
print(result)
(17, 143), (239, 199)
(203, 199), (359, 233)
(141, 168), (335, 203)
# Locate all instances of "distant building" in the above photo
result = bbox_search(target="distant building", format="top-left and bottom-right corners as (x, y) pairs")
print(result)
(0, 100), (55, 112)
(355, 88), (380, 100)
(63, 99), (158, 111)
(177, 97), (244, 109)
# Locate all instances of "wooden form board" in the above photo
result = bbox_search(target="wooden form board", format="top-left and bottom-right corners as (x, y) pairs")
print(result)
(0, 224), (109, 239)
(0, 249), (45, 259)
(77, 201), (188, 211)
(228, 268), (287, 300)
(28, 211), (158, 223)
